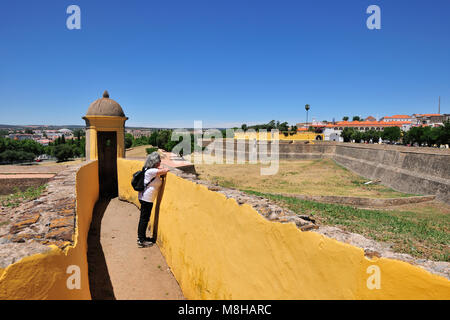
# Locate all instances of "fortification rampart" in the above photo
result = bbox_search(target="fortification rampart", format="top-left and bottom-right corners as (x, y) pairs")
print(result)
(211, 140), (450, 202)
(117, 158), (450, 299)
(1, 158), (449, 299)
(0, 161), (99, 299)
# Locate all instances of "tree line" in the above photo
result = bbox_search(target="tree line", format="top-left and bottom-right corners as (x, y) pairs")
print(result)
(240, 120), (297, 133)
(125, 130), (205, 156)
(340, 121), (450, 147)
(0, 130), (86, 164)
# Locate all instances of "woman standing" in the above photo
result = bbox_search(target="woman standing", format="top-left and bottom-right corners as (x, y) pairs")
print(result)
(137, 152), (169, 248)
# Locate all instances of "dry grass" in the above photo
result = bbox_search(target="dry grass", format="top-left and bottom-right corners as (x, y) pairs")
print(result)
(125, 145), (152, 158)
(37, 159), (85, 166)
(195, 159), (416, 198)
(246, 190), (450, 262)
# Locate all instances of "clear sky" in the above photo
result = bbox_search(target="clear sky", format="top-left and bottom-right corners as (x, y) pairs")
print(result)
(0, 0), (449, 128)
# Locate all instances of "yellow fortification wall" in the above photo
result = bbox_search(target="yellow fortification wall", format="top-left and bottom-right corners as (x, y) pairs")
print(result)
(0, 161), (99, 299)
(234, 131), (323, 141)
(1, 158), (449, 299)
(118, 158), (450, 299)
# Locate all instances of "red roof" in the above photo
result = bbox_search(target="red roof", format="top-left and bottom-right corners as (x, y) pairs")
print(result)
(383, 115), (411, 119)
(332, 121), (411, 127)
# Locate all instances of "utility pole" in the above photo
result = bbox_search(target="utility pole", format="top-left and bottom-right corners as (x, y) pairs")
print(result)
(438, 96), (440, 114)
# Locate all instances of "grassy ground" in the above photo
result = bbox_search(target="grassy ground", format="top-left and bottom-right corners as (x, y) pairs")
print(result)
(244, 190), (450, 262)
(195, 159), (417, 198)
(126, 145), (153, 158)
(0, 184), (47, 208)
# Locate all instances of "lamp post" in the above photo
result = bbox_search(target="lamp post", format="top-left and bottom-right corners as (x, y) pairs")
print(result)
(305, 104), (310, 129)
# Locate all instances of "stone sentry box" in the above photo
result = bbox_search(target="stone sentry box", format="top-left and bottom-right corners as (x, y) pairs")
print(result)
(83, 91), (128, 197)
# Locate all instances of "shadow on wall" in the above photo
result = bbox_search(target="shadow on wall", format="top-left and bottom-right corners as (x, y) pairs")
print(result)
(87, 198), (116, 300)
(117, 158), (450, 300)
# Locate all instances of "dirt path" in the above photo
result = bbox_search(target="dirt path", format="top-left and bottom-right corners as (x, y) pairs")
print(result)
(87, 197), (184, 300)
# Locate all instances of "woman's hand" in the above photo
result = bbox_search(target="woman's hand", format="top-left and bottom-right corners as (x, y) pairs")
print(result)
(156, 167), (169, 176)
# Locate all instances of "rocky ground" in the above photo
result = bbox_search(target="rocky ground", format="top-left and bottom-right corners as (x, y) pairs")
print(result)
(173, 168), (450, 280)
(0, 166), (79, 269)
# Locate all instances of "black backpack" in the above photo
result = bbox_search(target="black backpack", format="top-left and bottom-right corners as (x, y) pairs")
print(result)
(131, 167), (156, 192)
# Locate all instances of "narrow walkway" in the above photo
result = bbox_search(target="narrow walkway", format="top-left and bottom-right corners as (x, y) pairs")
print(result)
(87, 197), (184, 300)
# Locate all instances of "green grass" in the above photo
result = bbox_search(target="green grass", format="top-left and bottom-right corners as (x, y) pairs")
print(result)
(243, 190), (450, 262)
(0, 185), (47, 208)
(0, 221), (10, 227)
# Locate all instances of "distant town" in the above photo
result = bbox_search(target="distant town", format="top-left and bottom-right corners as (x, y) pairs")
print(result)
(1, 112), (449, 145)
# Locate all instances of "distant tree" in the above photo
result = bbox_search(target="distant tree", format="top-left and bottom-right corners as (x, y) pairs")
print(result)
(148, 131), (158, 146)
(437, 121), (450, 146)
(382, 127), (401, 143)
(352, 116), (361, 122)
(267, 120), (276, 130)
(24, 128), (33, 134)
(342, 116), (349, 121)
(351, 130), (363, 143)
(367, 129), (380, 143)
(241, 124), (248, 131)
(125, 133), (134, 149)
(278, 121), (289, 132)
(340, 127), (355, 142)
(53, 144), (73, 162)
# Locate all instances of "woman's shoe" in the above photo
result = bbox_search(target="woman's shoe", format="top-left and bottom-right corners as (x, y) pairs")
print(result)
(145, 237), (156, 243)
(137, 239), (154, 248)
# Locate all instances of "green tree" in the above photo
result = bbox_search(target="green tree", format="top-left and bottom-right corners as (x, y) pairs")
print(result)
(53, 144), (74, 162)
(352, 116), (361, 122)
(351, 130), (363, 143)
(342, 116), (349, 121)
(125, 133), (134, 149)
(340, 127), (356, 142)
(381, 127), (401, 143)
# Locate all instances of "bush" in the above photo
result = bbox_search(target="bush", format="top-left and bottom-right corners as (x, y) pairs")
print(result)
(146, 147), (158, 154)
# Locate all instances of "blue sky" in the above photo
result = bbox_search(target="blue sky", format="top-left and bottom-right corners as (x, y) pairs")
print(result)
(0, 0), (449, 128)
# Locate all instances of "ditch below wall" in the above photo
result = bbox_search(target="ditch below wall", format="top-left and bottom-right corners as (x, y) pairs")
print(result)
(211, 140), (450, 203)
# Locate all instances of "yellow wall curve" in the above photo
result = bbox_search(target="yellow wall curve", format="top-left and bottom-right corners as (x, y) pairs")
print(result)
(118, 158), (450, 300)
(0, 161), (99, 299)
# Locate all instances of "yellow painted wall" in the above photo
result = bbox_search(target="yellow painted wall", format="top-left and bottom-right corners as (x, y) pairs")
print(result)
(0, 161), (99, 299)
(234, 131), (323, 141)
(84, 116), (126, 160)
(118, 158), (450, 300)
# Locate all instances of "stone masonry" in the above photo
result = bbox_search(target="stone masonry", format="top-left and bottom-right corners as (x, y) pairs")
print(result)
(0, 166), (79, 269)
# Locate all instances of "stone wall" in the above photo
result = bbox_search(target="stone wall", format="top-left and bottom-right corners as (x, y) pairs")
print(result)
(0, 176), (54, 195)
(333, 144), (450, 203)
(0, 161), (99, 299)
(211, 140), (450, 203)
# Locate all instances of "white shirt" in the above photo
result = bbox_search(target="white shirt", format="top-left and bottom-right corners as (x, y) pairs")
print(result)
(138, 168), (162, 203)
